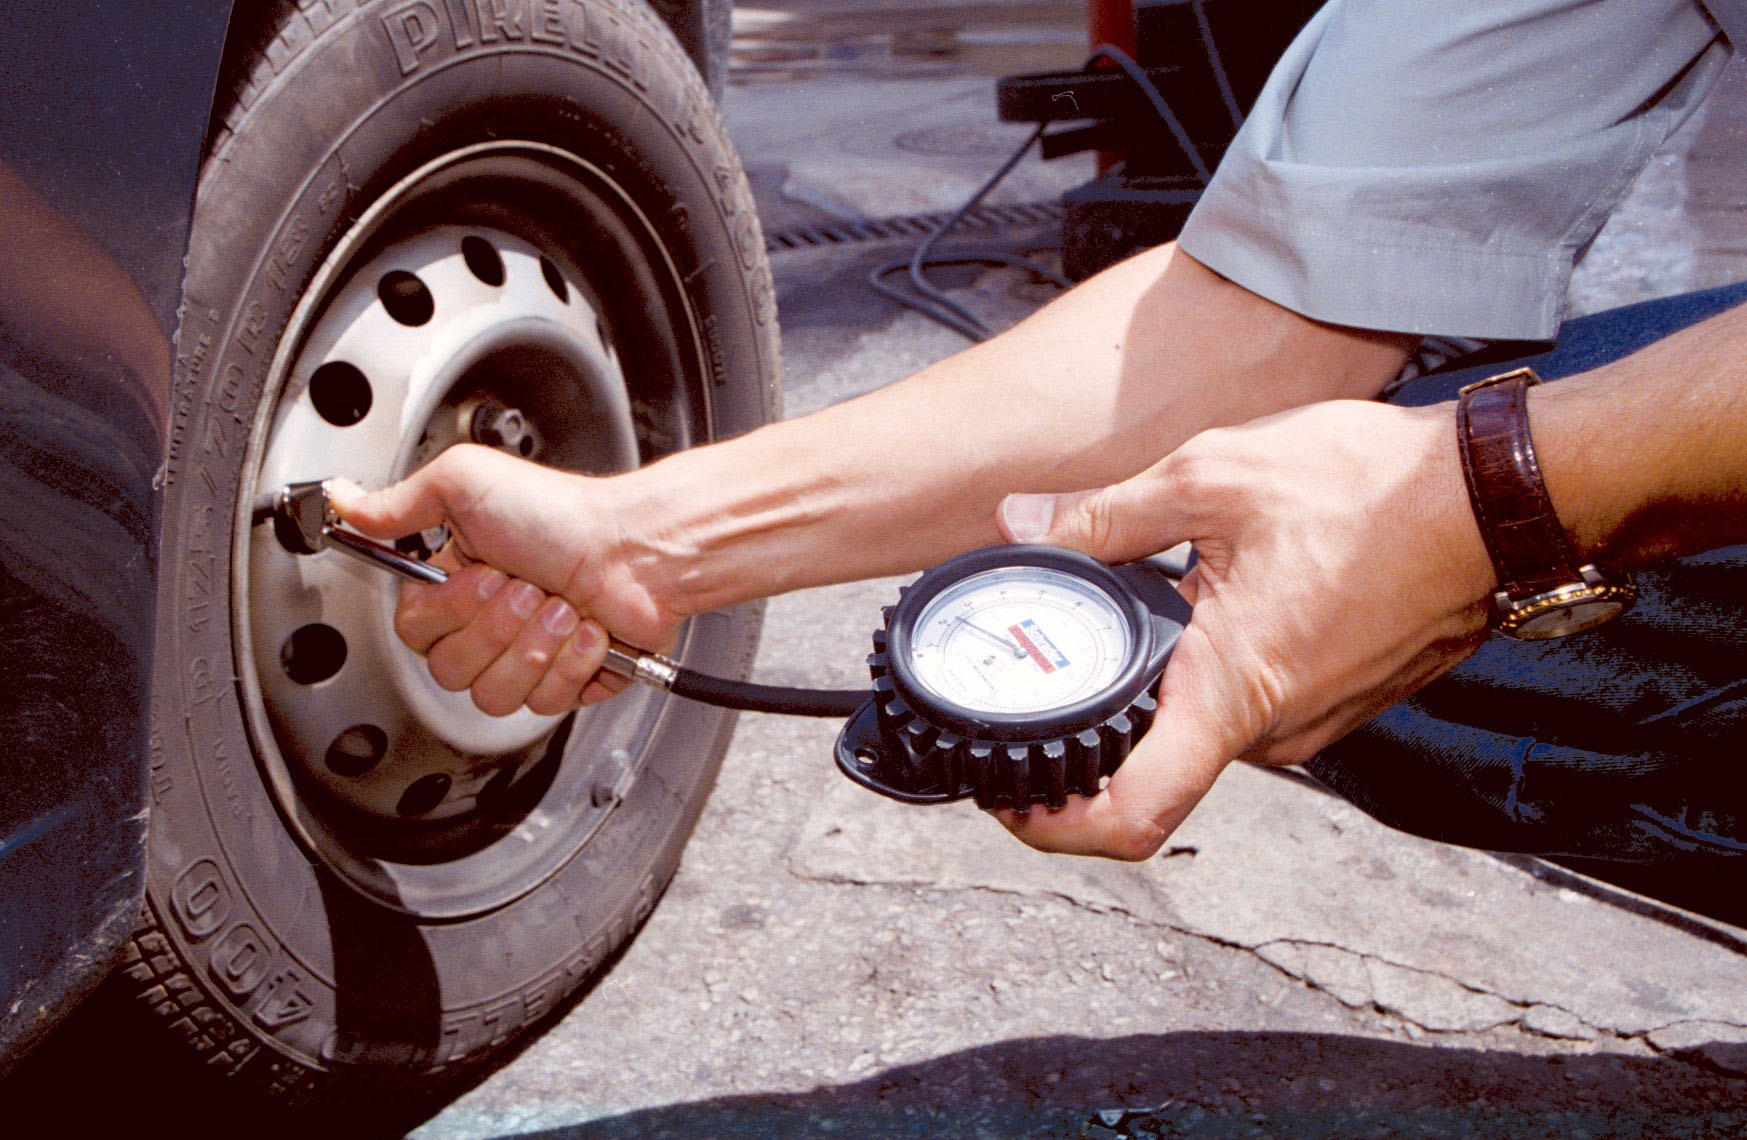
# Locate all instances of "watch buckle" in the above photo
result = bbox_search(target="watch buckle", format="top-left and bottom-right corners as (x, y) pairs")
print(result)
(1458, 366), (1541, 399)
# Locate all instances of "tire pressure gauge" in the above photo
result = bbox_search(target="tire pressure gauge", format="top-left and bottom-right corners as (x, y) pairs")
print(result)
(273, 481), (1190, 813)
(835, 545), (1191, 810)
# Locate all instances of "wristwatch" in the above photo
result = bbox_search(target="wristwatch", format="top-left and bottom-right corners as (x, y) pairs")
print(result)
(1456, 367), (1636, 639)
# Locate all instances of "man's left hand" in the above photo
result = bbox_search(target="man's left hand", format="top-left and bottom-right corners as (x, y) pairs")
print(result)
(993, 399), (1498, 860)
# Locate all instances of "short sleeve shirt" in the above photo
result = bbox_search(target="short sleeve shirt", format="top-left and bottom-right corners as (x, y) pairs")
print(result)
(1176, 0), (1738, 340)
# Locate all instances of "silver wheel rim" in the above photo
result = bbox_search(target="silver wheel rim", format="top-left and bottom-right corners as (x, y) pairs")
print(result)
(231, 143), (710, 919)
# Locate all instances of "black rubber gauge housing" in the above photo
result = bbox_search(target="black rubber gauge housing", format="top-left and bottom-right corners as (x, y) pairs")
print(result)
(835, 545), (1191, 809)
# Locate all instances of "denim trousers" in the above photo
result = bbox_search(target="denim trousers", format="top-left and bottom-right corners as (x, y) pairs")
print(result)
(1307, 279), (1747, 923)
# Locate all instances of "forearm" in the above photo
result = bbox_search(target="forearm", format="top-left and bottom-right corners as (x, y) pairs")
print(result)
(610, 245), (1412, 615)
(1533, 303), (1747, 569)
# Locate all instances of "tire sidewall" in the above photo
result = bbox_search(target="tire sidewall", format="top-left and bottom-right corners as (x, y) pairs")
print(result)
(149, 0), (774, 1094)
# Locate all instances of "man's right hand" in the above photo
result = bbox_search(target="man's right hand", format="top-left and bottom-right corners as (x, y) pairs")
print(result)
(992, 399), (1497, 860)
(328, 444), (681, 714)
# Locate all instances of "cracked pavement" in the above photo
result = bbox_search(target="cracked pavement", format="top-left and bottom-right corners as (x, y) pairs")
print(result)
(417, 14), (1747, 1136)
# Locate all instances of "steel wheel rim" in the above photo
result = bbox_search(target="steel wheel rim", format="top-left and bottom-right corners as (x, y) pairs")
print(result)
(231, 142), (711, 919)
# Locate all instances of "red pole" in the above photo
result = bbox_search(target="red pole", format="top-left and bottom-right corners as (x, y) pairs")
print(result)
(1088, 0), (1136, 58)
(1088, 0), (1135, 173)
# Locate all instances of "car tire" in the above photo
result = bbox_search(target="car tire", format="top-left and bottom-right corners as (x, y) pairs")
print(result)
(123, 0), (776, 1118)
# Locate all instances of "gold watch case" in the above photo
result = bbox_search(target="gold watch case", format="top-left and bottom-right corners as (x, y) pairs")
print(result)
(1492, 564), (1637, 640)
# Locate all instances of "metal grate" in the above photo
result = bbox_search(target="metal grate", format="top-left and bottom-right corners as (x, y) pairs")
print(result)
(763, 199), (1065, 254)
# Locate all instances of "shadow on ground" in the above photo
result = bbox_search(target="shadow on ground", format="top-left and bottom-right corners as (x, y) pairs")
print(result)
(463, 1031), (1746, 1140)
(6, 977), (1745, 1137)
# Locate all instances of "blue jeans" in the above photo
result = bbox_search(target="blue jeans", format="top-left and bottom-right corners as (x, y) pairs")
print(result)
(1308, 279), (1747, 923)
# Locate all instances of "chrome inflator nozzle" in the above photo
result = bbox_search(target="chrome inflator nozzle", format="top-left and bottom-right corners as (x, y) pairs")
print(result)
(272, 479), (448, 584)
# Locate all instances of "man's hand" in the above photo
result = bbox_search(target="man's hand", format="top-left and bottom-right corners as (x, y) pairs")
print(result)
(328, 445), (680, 712)
(992, 399), (1498, 860)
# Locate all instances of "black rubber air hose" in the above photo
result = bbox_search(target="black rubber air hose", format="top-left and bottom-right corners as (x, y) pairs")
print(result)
(668, 668), (871, 718)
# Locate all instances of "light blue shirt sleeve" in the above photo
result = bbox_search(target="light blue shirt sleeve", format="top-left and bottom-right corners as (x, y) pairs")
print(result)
(1176, 0), (1732, 340)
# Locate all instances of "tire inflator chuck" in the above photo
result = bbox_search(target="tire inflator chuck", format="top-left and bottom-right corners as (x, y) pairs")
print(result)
(269, 480), (871, 718)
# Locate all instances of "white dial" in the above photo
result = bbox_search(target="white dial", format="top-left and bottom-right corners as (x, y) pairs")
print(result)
(907, 567), (1133, 715)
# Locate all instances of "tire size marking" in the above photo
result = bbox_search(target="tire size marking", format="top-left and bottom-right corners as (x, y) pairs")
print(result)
(149, 711), (173, 803)
(235, 303), (270, 355)
(187, 655), (226, 709)
(184, 503), (217, 634)
(264, 216), (312, 294)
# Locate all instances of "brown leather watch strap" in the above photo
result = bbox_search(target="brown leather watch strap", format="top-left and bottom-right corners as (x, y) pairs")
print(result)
(1456, 368), (1582, 599)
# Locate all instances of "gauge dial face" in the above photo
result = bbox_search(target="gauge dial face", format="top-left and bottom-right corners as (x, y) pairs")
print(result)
(906, 567), (1133, 715)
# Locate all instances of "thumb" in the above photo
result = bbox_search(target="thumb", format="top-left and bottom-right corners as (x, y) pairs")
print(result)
(326, 445), (504, 540)
(326, 473), (448, 541)
(997, 682), (1230, 859)
(997, 469), (1187, 564)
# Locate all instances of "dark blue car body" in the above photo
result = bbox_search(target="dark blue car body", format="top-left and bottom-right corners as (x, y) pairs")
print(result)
(0, 0), (232, 1064)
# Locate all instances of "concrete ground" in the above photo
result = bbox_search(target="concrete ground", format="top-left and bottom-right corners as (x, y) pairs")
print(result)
(417, 8), (1747, 1140)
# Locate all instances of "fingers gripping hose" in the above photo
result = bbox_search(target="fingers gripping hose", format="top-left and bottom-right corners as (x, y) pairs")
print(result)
(270, 481), (873, 717)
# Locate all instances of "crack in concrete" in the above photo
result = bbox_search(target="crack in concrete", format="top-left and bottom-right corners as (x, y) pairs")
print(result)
(1646, 1021), (1747, 1074)
(1255, 939), (1524, 1034)
(789, 864), (1145, 921)
(1252, 935), (1747, 1074)
(799, 860), (1659, 1046)
(790, 764), (1747, 1051)
(796, 860), (1747, 1075)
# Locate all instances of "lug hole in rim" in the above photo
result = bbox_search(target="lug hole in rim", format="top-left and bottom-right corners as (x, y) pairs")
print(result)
(539, 256), (568, 302)
(281, 623), (348, 685)
(397, 773), (453, 817)
(379, 270), (435, 325)
(307, 360), (373, 426)
(326, 724), (388, 777)
(461, 235), (505, 286)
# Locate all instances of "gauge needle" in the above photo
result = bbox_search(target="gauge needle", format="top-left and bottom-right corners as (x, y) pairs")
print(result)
(955, 617), (1026, 658)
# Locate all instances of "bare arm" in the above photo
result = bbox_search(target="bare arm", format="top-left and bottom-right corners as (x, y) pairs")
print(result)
(1532, 307), (1747, 569)
(332, 245), (1411, 713)
(605, 245), (1412, 613)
